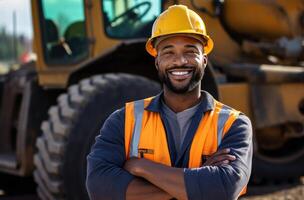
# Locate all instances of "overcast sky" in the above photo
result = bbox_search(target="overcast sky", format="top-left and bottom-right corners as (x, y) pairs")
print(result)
(0, 0), (32, 38)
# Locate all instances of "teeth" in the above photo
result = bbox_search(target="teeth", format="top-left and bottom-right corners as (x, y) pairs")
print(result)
(171, 71), (189, 75)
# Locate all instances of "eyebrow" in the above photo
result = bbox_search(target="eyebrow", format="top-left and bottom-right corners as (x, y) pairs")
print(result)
(160, 45), (174, 51)
(184, 44), (199, 50)
(159, 44), (200, 51)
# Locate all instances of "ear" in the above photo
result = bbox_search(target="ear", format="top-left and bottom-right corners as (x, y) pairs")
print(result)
(203, 55), (208, 68)
(155, 57), (159, 70)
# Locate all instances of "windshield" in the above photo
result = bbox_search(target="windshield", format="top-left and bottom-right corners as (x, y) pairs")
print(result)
(0, 0), (33, 73)
(39, 0), (89, 65)
(102, 0), (162, 38)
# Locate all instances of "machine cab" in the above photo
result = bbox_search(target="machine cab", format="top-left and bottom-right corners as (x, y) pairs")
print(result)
(32, 0), (162, 87)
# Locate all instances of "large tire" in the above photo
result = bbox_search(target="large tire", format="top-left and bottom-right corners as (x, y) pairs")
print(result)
(33, 73), (161, 200)
(252, 155), (304, 183)
(251, 137), (304, 183)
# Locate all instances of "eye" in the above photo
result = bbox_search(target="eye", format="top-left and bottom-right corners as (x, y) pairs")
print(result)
(185, 51), (197, 56)
(162, 51), (174, 56)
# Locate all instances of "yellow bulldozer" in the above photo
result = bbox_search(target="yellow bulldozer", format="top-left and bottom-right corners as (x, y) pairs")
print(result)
(0, 0), (303, 199)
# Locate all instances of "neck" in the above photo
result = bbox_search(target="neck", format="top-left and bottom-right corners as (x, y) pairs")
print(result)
(163, 85), (201, 113)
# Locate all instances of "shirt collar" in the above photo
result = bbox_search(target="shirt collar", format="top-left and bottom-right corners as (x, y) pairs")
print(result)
(145, 90), (215, 113)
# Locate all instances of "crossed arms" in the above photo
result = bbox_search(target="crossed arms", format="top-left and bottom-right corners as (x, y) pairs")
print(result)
(86, 109), (253, 200)
(124, 148), (237, 200)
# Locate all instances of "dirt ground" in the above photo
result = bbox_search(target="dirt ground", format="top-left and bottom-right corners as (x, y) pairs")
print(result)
(242, 177), (304, 200)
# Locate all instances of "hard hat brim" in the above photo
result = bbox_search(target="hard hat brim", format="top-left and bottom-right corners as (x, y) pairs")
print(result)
(146, 32), (214, 57)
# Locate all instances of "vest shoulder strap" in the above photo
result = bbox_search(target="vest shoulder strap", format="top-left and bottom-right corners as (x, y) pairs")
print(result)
(217, 104), (240, 146)
(129, 99), (145, 158)
(125, 97), (153, 159)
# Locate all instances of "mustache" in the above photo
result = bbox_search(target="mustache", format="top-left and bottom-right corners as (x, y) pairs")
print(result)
(166, 66), (195, 72)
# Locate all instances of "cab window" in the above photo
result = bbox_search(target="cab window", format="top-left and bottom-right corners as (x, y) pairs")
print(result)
(102, 0), (161, 38)
(39, 0), (89, 65)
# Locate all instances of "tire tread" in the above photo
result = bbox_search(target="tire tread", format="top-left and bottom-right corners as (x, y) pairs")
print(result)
(34, 74), (160, 199)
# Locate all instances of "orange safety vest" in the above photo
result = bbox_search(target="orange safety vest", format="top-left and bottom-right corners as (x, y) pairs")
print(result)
(124, 96), (246, 195)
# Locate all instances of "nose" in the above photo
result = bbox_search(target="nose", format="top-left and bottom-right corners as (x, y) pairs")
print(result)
(172, 53), (188, 66)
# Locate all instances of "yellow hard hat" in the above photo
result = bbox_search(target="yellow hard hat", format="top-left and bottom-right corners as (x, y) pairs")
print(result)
(146, 5), (214, 57)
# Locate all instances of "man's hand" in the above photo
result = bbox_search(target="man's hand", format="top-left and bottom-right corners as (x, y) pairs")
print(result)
(124, 157), (153, 176)
(124, 158), (174, 200)
(202, 148), (236, 166)
(124, 157), (140, 175)
(124, 157), (187, 200)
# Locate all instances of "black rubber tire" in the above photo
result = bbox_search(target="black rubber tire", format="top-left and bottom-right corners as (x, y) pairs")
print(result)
(250, 130), (304, 184)
(33, 73), (161, 200)
(251, 145), (304, 183)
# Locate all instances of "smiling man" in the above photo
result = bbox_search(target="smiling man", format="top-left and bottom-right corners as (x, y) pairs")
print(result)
(86, 5), (253, 200)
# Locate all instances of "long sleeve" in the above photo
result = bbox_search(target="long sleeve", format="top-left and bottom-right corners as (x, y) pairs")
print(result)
(86, 108), (134, 200)
(184, 114), (253, 200)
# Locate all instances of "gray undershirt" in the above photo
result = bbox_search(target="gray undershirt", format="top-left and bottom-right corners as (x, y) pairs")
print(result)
(161, 100), (200, 154)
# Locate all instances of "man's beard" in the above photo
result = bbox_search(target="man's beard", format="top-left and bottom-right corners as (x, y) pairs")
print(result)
(158, 66), (204, 94)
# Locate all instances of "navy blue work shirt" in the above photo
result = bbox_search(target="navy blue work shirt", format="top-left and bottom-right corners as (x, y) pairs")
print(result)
(86, 91), (253, 200)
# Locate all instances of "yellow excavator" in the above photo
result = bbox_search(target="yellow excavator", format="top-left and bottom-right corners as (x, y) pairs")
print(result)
(0, 0), (303, 199)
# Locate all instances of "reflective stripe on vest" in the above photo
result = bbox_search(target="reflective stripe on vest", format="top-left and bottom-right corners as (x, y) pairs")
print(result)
(217, 105), (233, 147)
(129, 100), (145, 157)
